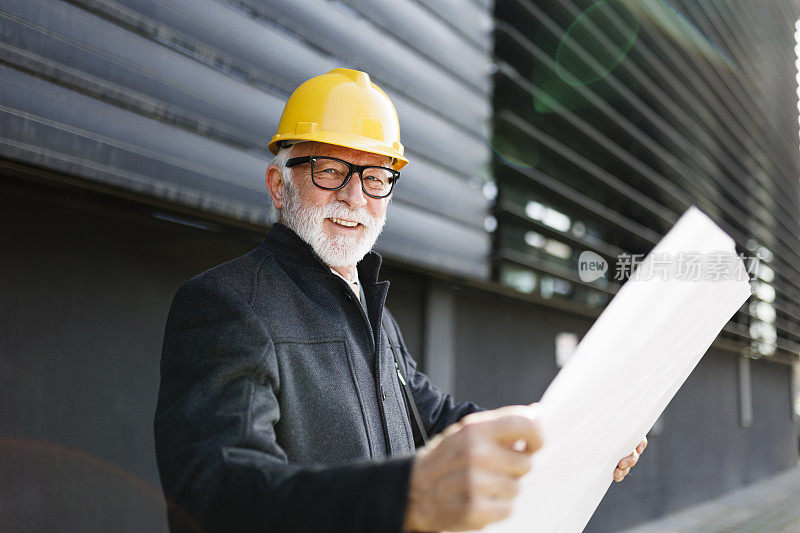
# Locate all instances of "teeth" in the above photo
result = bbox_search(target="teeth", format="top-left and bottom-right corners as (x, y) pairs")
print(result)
(330, 217), (359, 227)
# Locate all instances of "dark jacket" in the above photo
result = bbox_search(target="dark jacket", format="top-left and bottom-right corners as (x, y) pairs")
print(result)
(154, 223), (483, 533)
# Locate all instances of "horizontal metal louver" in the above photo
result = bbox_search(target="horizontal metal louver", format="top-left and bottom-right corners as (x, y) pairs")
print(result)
(0, 0), (495, 279)
(491, 0), (800, 363)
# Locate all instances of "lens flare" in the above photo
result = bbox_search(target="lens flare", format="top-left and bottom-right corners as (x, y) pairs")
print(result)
(623, 0), (736, 70)
(485, 120), (540, 169)
(555, 0), (641, 87)
(0, 438), (197, 531)
(535, 0), (734, 113)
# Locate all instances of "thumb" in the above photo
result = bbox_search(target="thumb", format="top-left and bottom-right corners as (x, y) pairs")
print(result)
(488, 405), (543, 453)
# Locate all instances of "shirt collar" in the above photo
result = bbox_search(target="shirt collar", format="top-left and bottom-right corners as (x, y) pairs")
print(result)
(330, 268), (360, 299)
(329, 268), (359, 285)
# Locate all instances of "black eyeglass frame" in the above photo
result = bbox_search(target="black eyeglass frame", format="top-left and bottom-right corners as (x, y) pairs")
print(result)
(285, 156), (400, 199)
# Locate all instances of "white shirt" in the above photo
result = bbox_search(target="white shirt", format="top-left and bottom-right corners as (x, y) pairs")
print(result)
(330, 268), (361, 300)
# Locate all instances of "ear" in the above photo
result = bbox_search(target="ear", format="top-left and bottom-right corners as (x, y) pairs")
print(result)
(266, 165), (285, 210)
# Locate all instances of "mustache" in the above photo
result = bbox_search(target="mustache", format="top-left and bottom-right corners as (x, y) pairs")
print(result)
(320, 202), (382, 228)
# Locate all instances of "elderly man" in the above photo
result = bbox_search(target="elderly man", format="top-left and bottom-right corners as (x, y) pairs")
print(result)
(154, 69), (645, 533)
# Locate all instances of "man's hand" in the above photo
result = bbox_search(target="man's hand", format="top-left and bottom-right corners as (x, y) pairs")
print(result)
(403, 404), (543, 532)
(613, 437), (647, 482)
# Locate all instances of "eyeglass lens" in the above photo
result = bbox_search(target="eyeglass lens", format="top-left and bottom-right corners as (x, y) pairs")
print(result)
(312, 158), (394, 197)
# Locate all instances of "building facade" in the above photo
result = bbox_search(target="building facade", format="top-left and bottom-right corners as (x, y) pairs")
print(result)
(1, 1), (798, 531)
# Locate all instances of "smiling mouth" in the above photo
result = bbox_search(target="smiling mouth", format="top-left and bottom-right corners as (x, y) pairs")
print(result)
(328, 217), (362, 228)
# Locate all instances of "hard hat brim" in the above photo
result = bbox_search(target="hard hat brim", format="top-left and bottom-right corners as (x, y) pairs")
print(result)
(268, 131), (408, 171)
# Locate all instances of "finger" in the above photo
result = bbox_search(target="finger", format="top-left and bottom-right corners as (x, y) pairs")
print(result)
(479, 411), (543, 453)
(637, 437), (648, 454)
(618, 451), (639, 469)
(422, 429), (533, 482)
(419, 495), (513, 532)
(438, 469), (521, 502)
(429, 491), (515, 531)
(509, 439), (527, 452)
(616, 453), (632, 468)
(461, 498), (515, 530)
(476, 443), (535, 478)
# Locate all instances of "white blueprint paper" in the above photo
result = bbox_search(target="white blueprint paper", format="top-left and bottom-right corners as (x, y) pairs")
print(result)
(479, 206), (752, 533)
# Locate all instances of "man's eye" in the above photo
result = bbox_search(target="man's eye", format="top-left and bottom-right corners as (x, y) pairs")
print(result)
(318, 168), (345, 178)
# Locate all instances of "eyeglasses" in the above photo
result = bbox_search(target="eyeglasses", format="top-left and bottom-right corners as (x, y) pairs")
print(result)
(285, 156), (400, 199)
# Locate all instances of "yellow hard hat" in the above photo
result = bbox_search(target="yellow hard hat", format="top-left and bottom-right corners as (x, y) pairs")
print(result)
(268, 68), (409, 170)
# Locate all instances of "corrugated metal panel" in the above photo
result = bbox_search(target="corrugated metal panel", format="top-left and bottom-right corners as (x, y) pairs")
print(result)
(337, 0), (492, 93)
(0, 0), (494, 278)
(491, 0), (800, 362)
(228, 0), (491, 137)
(421, 0), (494, 53)
(0, 63), (269, 223)
(1, 0), (283, 149)
(378, 202), (490, 279)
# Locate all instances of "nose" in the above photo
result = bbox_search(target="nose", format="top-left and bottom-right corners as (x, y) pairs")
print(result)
(335, 171), (368, 209)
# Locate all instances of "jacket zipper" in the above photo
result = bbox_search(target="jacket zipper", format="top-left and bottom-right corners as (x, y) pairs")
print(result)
(395, 361), (406, 385)
(342, 286), (394, 455)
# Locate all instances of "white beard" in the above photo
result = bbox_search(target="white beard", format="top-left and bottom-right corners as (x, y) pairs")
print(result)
(281, 177), (387, 268)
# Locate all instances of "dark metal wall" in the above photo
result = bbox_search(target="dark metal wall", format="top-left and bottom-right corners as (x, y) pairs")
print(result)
(3, 1), (800, 531)
(0, 185), (237, 531)
(482, 2), (800, 524)
(0, 0), (494, 278)
(451, 286), (800, 532)
(588, 349), (799, 532)
(491, 0), (800, 364)
(2, 168), (798, 532)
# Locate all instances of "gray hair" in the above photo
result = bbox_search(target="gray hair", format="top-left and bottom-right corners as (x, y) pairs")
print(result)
(269, 143), (298, 181)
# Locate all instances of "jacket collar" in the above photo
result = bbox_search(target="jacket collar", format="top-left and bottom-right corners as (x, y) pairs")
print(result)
(261, 223), (390, 351)
(261, 222), (384, 286)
